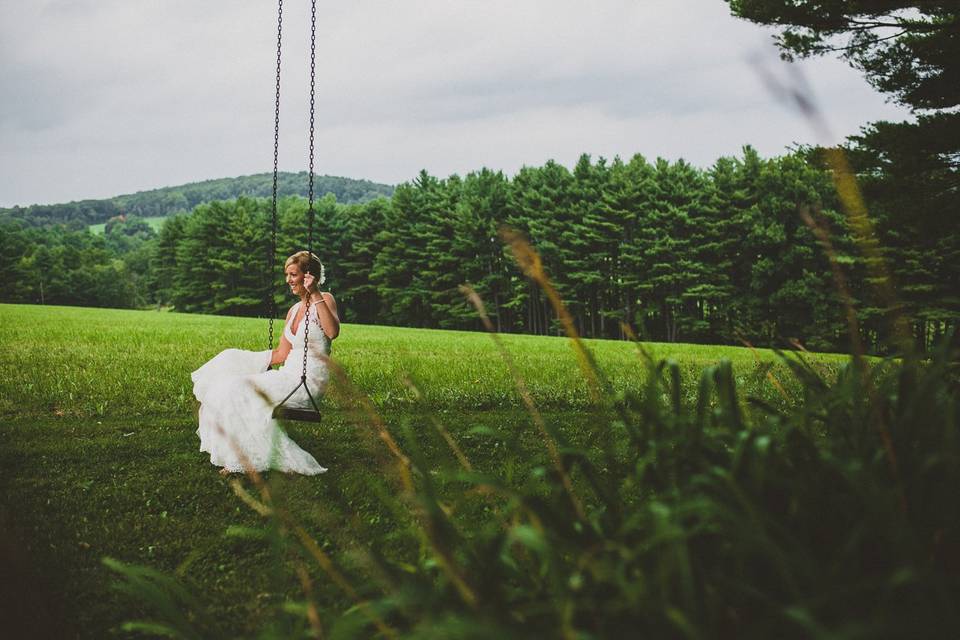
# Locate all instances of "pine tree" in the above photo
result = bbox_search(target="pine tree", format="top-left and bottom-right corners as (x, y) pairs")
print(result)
(446, 169), (513, 331)
(610, 154), (658, 339)
(641, 158), (707, 342)
(337, 199), (389, 324)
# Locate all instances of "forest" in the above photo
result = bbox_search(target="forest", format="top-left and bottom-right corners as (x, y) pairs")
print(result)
(0, 172), (393, 229)
(1, 145), (955, 353)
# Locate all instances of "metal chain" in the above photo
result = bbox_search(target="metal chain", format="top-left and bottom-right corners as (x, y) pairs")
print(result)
(301, 0), (317, 381)
(267, 0), (283, 353)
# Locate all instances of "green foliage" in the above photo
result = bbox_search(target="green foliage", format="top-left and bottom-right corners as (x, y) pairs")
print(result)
(839, 117), (960, 350)
(172, 198), (270, 316)
(0, 219), (139, 308)
(0, 172), (394, 229)
(91, 214), (167, 236)
(726, 1), (958, 112)
(725, 0), (960, 351)
(102, 557), (215, 640)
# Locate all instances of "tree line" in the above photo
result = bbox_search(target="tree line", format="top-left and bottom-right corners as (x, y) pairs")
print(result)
(0, 215), (151, 309)
(130, 148), (960, 351)
(2, 146), (954, 353)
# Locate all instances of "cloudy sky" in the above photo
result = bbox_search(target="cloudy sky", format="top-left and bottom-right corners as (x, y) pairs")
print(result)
(0, 0), (912, 207)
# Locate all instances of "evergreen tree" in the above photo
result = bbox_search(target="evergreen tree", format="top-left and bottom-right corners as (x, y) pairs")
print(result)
(566, 155), (619, 338)
(173, 198), (268, 315)
(608, 154), (658, 339)
(506, 161), (576, 335)
(370, 172), (451, 328)
(336, 199), (390, 325)
(639, 159), (706, 342)
(447, 169), (513, 331)
(150, 214), (187, 307)
(726, 0), (959, 349)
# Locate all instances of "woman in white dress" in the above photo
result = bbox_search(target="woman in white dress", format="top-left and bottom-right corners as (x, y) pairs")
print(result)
(191, 251), (340, 475)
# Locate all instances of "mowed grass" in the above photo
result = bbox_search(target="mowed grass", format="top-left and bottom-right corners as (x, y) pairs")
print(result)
(0, 303), (845, 418)
(1, 410), (585, 638)
(0, 303), (850, 637)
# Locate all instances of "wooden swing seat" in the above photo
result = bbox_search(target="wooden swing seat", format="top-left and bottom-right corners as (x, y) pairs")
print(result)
(272, 406), (322, 423)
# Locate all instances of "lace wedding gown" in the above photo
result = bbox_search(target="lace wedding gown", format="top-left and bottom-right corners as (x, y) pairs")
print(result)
(191, 301), (329, 475)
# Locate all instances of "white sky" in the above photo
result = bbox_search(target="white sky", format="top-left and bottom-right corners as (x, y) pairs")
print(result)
(0, 0), (912, 207)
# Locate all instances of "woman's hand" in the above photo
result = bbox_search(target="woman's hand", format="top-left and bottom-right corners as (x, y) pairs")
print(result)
(303, 271), (316, 293)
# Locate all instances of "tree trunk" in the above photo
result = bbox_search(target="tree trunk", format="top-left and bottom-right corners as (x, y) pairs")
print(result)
(590, 296), (597, 337)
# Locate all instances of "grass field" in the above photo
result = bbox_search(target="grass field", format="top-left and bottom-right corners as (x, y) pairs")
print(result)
(0, 303), (851, 637)
(0, 304), (846, 418)
(88, 215), (168, 235)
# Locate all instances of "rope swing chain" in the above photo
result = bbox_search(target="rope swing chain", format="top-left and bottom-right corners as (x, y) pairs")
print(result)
(267, 0), (283, 352)
(268, 0), (323, 423)
(303, 0), (318, 385)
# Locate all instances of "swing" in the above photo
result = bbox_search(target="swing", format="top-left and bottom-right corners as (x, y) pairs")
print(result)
(267, 0), (323, 424)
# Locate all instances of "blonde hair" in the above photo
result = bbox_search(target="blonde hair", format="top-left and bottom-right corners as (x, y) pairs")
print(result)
(285, 251), (326, 285)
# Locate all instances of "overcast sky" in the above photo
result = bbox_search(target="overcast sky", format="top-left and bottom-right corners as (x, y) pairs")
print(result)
(0, 0), (913, 208)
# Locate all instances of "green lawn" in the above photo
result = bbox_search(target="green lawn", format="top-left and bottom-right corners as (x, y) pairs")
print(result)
(88, 215), (168, 235)
(0, 304), (844, 419)
(0, 303), (849, 637)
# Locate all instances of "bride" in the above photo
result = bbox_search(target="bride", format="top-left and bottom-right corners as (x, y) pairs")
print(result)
(191, 251), (340, 475)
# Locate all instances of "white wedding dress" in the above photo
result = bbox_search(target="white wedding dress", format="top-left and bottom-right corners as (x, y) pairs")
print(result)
(191, 301), (329, 475)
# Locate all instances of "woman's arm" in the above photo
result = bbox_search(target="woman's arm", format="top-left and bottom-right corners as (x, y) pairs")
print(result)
(315, 292), (340, 340)
(270, 335), (293, 367)
(302, 272), (340, 340)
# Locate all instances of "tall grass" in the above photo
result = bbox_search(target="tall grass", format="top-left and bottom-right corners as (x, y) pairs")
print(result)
(103, 276), (959, 638)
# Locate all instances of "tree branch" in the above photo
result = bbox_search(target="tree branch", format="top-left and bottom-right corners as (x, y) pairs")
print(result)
(813, 29), (910, 54)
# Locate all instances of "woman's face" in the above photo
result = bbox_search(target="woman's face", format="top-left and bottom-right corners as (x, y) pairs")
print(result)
(285, 263), (305, 296)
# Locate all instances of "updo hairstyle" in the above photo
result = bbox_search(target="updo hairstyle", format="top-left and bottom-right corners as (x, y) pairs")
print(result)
(285, 251), (326, 285)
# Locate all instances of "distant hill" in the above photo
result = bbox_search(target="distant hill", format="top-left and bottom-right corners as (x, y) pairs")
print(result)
(0, 172), (395, 229)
